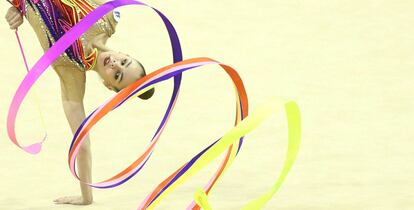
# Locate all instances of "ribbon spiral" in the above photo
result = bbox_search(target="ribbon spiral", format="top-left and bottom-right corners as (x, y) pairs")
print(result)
(7, 0), (302, 209)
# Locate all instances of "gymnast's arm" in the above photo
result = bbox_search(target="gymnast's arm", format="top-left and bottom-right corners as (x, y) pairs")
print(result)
(53, 66), (93, 205)
(5, 2), (93, 205)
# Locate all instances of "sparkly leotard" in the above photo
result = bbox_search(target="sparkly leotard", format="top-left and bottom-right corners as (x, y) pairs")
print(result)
(9, 0), (119, 71)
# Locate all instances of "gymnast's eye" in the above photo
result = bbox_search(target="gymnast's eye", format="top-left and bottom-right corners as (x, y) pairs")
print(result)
(121, 59), (127, 66)
(115, 71), (121, 80)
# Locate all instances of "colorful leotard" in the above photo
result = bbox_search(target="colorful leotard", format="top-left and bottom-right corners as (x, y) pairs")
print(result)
(8, 0), (119, 71)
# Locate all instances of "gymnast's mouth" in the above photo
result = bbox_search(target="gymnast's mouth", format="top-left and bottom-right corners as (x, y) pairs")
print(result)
(104, 56), (110, 66)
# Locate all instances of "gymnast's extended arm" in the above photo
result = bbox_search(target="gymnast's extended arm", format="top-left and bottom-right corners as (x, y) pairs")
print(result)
(52, 66), (93, 205)
(5, 3), (93, 206)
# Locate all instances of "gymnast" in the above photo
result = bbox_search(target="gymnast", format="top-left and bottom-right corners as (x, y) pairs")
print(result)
(5, 0), (154, 205)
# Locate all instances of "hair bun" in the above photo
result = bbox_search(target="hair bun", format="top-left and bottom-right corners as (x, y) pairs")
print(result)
(138, 88), (155, 100)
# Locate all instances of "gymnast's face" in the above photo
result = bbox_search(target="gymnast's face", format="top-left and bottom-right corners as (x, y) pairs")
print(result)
(95, 51), (145, 92)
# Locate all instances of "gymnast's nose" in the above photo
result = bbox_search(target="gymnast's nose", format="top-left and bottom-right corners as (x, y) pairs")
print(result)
(106, 64), (118, 75)
(111, 58), (124, 69)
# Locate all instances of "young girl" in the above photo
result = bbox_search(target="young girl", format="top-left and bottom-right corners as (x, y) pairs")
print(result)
(5, 0), (154, 205)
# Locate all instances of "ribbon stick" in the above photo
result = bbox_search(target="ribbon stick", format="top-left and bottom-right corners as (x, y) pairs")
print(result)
(14, 29), (47, 151)
(7, 0), (302, 209)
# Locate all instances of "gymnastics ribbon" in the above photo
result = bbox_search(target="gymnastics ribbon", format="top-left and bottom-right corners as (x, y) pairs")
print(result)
(7, 0), (302, 209)
(7, 0), (184, 153)
(68, 58), (301, 209)
(7, 2), (241, 208)
(192, 99), (301, 210)
(14, 29), (48, 142)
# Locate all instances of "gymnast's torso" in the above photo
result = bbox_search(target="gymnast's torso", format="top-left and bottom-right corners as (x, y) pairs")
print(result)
(10, 0), (119, 71)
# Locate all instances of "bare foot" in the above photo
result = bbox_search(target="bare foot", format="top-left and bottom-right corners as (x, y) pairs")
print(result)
(54, 196), (92, 205)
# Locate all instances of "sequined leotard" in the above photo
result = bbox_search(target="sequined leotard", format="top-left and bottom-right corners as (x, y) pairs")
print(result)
(9, 0), (119, 71)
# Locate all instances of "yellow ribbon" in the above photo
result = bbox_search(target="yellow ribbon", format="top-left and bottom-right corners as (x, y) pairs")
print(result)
(148, 98), (301, 209)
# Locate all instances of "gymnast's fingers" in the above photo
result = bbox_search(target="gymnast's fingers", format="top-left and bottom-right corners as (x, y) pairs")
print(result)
(9, 12), (22, 23)
(6, 12), (20, 26)
(5, 6), (20, 21)
(10, 22), (22, 30)
(5, 11), (14, 22)
(9, 15), (23, 29)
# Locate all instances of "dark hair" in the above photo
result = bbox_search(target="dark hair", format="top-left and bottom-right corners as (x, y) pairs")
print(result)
(113, 61), (155, 100)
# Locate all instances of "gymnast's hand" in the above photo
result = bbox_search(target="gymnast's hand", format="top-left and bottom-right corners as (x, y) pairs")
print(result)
(5, 6), (23, 30)
(54, 195), (92, 205)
